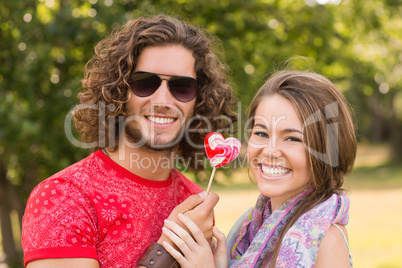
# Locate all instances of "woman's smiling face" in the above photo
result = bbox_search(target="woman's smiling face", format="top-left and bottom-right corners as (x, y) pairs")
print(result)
(247, 94), (310, 211)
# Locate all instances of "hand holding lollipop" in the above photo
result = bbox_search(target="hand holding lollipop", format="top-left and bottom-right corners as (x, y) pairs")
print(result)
(204, 132), (241, 192)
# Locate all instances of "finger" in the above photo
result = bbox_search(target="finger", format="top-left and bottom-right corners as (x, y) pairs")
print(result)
(178, 213), (210, 247)
(179, 191), (208, 213)
(193, 192), (219, 213)
(162, 241), (189, 268)
(212, 226), (227, 255)
(210, 237), (217, 251)
(212, 226), (228, 268)
(162, 226), (192, 256)
(163, 220), (198, 253)
(213, 226), (225, 240)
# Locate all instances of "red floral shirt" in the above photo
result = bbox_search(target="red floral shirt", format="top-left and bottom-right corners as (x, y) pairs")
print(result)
(22, 150), (202, 267)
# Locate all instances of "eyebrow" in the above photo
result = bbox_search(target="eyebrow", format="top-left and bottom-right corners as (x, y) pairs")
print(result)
(254, 123), (268, 129)
(283, 129), (304, 135)
(253, 124), (303, 135)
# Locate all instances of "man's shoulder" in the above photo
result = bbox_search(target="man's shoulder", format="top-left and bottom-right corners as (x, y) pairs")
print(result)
(24, 151), (109, 224)
(31, 151), (102, 193)
(50, 151), (94, 177)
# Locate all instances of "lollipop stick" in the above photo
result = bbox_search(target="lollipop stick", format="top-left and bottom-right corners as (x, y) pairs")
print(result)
(206, 167), (216, 193)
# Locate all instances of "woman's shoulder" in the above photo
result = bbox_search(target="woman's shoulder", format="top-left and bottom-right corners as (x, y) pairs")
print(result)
(315, 224), (352, 267)
(326, 224), (349, 242)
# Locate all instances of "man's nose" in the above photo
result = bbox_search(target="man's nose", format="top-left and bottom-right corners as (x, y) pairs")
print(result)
(151, 80), (175, 104)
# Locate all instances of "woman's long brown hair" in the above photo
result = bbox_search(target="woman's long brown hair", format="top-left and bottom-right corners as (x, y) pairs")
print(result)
(247, 70), (357, 267)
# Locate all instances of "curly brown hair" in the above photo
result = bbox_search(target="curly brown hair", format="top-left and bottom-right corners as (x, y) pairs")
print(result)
(74, 15), (237, 169)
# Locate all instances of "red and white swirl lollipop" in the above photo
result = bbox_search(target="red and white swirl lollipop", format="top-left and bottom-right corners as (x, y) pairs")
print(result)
(204, 132), (241, 192)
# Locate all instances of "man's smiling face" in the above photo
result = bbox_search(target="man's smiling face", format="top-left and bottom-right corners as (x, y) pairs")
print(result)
(124, 45), (197, 151)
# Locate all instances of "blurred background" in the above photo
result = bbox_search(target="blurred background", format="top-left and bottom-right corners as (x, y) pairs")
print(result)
(0, 0), (401, 267)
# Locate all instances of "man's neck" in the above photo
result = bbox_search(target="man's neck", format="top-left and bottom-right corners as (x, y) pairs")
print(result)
(106, 145), (177, 182)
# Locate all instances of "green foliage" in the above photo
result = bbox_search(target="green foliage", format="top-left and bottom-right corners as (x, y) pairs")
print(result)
(1, 0), (401, 194)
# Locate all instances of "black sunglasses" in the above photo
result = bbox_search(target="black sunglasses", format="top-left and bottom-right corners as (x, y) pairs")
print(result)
(130, 71), (199, 102)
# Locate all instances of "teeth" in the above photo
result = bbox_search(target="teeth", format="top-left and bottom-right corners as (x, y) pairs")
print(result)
(148, 116), (175, 124)
(261, 166), (290, 177)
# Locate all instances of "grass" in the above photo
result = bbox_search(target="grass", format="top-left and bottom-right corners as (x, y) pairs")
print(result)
(347, 189), (402, 268)
(213, 187), (402, 268)
(348, 163), (402, 189)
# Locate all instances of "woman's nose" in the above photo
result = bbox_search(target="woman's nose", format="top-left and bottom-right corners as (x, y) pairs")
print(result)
(261, 140), (283, 159)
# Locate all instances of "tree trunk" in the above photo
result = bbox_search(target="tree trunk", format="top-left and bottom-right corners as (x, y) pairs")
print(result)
(370, 107), (387, 142)
(0, 159), (21, 266)
(390, 95), (402, 162)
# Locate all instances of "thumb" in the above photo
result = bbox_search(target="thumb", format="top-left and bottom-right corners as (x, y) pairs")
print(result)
(179, 191), (208, 212)
(194, 191), (219, 211)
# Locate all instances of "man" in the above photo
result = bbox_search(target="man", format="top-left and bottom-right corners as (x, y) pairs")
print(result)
(21, 16), (237, 267)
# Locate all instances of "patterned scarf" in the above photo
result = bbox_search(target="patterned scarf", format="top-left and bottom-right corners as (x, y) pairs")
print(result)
(230, 188), (350, 267)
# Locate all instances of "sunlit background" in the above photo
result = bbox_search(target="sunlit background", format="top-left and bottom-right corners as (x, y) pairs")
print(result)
(1, 0), (401, 267)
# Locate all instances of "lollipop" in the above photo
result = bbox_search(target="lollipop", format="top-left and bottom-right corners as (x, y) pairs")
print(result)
(204, 132), (241, 192)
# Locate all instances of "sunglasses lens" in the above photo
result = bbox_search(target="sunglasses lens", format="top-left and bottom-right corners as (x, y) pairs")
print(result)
(131, 72), (198, 102)
(169, 77), (198, 102)
(131, 72), (161, 97)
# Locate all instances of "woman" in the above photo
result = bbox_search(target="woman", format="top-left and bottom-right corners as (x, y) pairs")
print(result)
(161, 70), (356, 267)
